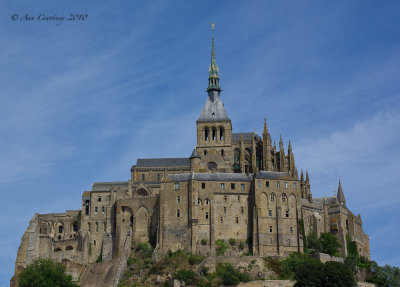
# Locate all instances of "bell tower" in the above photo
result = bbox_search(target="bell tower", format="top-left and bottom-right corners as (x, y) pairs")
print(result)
(196, 24), (233, 171)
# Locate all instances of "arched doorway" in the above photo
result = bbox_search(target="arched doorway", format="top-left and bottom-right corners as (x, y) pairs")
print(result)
(135, 206), (149, 243)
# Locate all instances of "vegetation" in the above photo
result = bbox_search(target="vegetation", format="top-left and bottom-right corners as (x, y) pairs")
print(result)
(238, 241), (244, 251)
(228, 238), (236, 246)
(215, 239), (227, 256)
(305, 230), (341, 256)
(201, 238), (207, 245)
(18, 258), (78, 287)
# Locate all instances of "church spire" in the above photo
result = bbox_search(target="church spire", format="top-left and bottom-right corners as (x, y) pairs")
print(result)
(207, 24), (221, 93)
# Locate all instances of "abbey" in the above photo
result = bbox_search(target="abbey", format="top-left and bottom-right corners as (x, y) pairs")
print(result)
(11, 29), (370, 285)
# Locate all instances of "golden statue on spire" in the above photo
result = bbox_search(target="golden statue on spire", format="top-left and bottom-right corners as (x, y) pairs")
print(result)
(211, 23), (215, 31)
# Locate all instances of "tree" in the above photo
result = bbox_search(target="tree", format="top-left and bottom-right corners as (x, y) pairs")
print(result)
(319, 233), (341, 256)
(294, 257), (324, 287)
(306, 229), (322, 254)
(368, 261), (400, 287)
(18, 258), (78, 287)
(323, 261), (356, 287)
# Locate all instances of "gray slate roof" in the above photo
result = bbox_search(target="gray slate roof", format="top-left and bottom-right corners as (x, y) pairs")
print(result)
(190, 149), (200, 158)
(255, 171), (294, 180)
(92, 181), (129, 191)
(232, 133), (261, 142)
(313, 196), (338, 206)
(136, 158), (190, 168)
(168, 172), (253, 182)
(197, 95), (230, 122)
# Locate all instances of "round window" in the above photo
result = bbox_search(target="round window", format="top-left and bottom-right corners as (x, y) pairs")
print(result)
(207, 162), (217, 171)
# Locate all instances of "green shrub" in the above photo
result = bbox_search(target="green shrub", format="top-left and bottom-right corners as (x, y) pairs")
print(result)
(215, 239), (227, 256)
(18, 258), (79, 287)
(229, 238), (236, 246)
(238, 242), (244, 250)
(127, 257), (135, 268)
(163, 280), (172, 287)
(96, 253), (103, 263)
(319, 233), (341, 256)
(215, 263), (251, 284)
(188, 253), (205, 265)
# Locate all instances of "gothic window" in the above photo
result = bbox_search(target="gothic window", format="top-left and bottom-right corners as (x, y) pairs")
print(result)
(286, 210), (289, 217)
(271, 193), (275, 202)
(94, 240), (96, 246)
(241, 184), (245, 191)
(219, 127), (224, 140)
(212, 128), (216, 141)
(177, 210), (180, 218)
(269, 226), (273, 233)
(234, 149), (240, 173)
(177, 196), (180, 204)
(97, 196), (102, 202)
(238, 195), (240, 202)
(277, 182), (281, 188)
(282, 194), (287, 202)
(241, 207), (244, 214)
(285, 182), (288, 189)
(266, 181), (270, 187)
(204, 128), (209, 141)
(346, 219), (349, 231)
(58, 225), (63, 233)
(221, 149), (224, 156)
(95, 206), (98, 214)
(102, 206), (105, 214)
(268, 209), (272, 217)
(198, 198), (201, 205)
(224, 207), (226, 213)
(293, 182), (297, 189)
(220, 217), (223, 223)
(207, 162), (217, 171)
(204, 150), (207, 155)
(85, 200), (90, 215)
(73, 222), (78, 232)
(236, 217), (239, 224)
(205, 199), (209, 205)
(220, 183), (225, 190)
(231, 183), (235, 189)
(205, 212), (209, 219)
(174, 182), (180, 190)
(290, 226), (293, 233)
(202, 182), (206, 189)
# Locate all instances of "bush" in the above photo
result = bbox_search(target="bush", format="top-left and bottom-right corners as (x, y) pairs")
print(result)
(215, 263), (250, 285)
(96, 253), (103, 263)
(215, 239), (227, 256)
(319, 233), (341, 256)
(294, 257), (324, 287)
(18, 258), (79, 287)
(238, 242), (244, 251)
(188, 253), (205, 265)
(323, 261), (356, 287)
(201, 238), (207, 245)
(229, 238), (236, 246)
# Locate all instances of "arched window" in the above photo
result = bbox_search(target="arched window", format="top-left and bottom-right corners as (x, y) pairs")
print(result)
(58, 225), (63, 233)
(54, 248), (62, 252)
(96, 222), (99, 232)
(234, 149), (240, 173)
(221, 149), (224, 156)
(73, 222), (78, 232)
(212, 128), (216, 141)
(282, 194), (287, 202)
(204, 127), (209, 141)
(271, 193), (275, 202)
(66, 246), (73, 251)
(219, 127), (224, 140)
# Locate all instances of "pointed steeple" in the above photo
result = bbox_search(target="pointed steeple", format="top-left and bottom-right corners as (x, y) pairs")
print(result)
(300, 170), (304, 183)
(306, 171), (310, 185)
(288, 140), (292, 152)
(263, 118), (269, 135)
(279, 135), (284, 152)
(198, 24), (229, 122)
(207, 23), (221, 93)
(337, 179), (346, 207)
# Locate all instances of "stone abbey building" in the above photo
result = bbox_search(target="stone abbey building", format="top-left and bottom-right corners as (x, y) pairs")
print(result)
(11, 29), (370, 285)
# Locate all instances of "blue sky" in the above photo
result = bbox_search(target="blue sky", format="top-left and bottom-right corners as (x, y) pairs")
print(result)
(1, 0), (400, 285)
